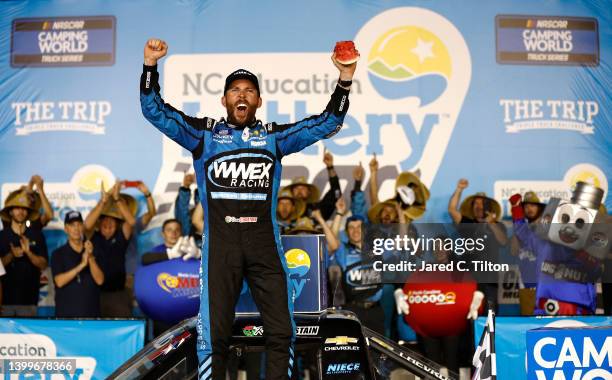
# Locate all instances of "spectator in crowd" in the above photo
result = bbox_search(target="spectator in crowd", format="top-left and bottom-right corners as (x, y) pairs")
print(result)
(0, 188), (48, 316)
(175, 173), (201, 237)
(51, 211), (104, 317)
(1, 175), (54, 231)
(330, 210), (385, 333)
(124, 180), (156, 273)
(276, 188), (306, 234)
(510, 190), (544, 315)
(27, 175), (54, 229)
(84, 182), (136, 317)
(141, 219), (200, 264)
(287, 149), (341, 221)
(365, 160), (430, 338)
(448, 178), (508, 313)
(286, 212), (339, 254)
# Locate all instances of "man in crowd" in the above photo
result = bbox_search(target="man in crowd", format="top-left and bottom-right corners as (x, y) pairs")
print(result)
(0, 188), (48, 316)
(140, 37), (355, 378)
(276, 188), (305, 234)
(1, 175), (54, 231)
(287, 149), (341, 221)
(51, 211), (104, 317)
(84, 182), (136, 317)
(448, 178), (508, 313)
(510, 190), (544, 315)
(141, 219), (199, 264)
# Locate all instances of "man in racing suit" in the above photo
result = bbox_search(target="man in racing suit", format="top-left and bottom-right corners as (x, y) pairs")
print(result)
(140, 38), (356, 379)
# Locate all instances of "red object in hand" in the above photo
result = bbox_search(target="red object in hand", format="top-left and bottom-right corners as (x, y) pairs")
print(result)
(334, 41), (359, 65)
(509, 193), (525, 220)
(122, 180), (142, 188)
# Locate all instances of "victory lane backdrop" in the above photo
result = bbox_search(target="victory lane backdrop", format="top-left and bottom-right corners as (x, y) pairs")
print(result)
(0, 1), (609, 256)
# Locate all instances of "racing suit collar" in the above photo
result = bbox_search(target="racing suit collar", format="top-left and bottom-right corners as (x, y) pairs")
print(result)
(221, 117), (261, 130)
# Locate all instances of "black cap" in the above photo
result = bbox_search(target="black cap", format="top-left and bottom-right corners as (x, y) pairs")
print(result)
(224, 69), (260, 94)
(64, 210), (83, 225)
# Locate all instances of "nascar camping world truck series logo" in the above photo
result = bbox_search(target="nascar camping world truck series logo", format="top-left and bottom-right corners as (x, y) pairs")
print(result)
(11, 16), (116, 67)
(495, 15), (599, 66)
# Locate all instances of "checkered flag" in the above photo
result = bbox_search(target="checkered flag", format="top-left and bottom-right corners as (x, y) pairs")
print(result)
(472, 309), (496, 380)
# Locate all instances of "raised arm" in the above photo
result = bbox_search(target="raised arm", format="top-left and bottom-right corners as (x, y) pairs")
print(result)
(30, 175), (54, 226)
(140, 38), (207, 152)
(175, 173), (195, 236)
(275, 54), (356, 157)
(84, 184), (109, 237)
(85, 241), (104, 286)
(137, 181), (156, 228)
(368, 155), (379, 207)
(312, 209), (339, 254)
(110, 183), (136, 239)
(448, 178), (468, 224)
(318, 150), (342, 220)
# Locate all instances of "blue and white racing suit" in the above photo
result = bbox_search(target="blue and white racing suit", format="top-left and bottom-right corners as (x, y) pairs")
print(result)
(140, 64), (350, 379)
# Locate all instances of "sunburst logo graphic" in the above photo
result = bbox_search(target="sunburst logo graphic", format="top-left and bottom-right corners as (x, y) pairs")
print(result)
(368, 26), (452, 106)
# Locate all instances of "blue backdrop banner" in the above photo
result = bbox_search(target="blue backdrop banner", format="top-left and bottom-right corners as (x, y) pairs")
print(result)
(0, 318), (145, 379)
(474, 316), (612, 380)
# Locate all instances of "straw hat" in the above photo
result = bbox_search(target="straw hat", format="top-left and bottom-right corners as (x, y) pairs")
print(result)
(395, 171), (430, 220)
(0, 189), (41, 222)
(277, 188), (306, 220)
(459, 192), (502, 221)
(100, 194), (137, 221)
(367, 199), (400, 223)
(522, 191), (545, 207)
(286, 217), (320, 235)
(285, 177), (320, 205)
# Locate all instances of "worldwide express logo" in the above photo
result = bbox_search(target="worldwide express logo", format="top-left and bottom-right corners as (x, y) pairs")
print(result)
(285, 248), (311, 299)
(207, 152), (273, 198)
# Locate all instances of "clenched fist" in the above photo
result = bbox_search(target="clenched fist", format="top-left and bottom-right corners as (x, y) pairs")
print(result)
(144, 38), (168, 66)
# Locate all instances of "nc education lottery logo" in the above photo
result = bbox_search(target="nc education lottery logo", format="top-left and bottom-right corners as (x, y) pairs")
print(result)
(154, 6), (471, 217)
(1, 164), (116, 230)
(0, 333), (96, 379)
(285, 248), (311, 299)
(494, 163), (608, 217)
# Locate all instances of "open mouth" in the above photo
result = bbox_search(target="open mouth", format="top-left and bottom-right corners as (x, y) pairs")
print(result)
(236, 103), (248, 114)
(558, 230), (579, 244)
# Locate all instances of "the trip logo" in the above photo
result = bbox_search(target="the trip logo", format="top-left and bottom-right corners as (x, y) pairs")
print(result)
(11, 16), (116, 67)
(499, 99), (599, 135)
(11, 100), (111, 136)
